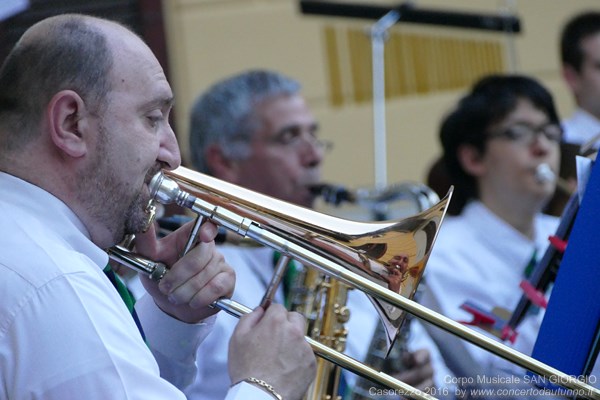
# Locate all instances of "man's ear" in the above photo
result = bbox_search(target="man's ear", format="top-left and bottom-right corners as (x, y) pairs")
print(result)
(205, 144), (238, 182)
(457, 144), (486, 177)
(562, 64), (581, 94)
(47, 90), (88, 158)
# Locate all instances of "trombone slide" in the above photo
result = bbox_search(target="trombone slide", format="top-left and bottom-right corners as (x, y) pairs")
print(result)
(111, 167), (600, 400)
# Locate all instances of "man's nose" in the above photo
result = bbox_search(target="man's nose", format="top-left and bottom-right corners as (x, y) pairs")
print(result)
(302, 135), (332, 167)
(530, 133), (556, 157)
(158, 124), (181, 170)
(303, 140), (325, 167)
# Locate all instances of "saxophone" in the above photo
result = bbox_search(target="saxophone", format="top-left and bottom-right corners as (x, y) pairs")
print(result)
(287, 266), (352, 400)
(287, 256), (419, 400)
(305, 182), (440, 399)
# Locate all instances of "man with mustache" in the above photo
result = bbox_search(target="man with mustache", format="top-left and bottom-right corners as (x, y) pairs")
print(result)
(183, 69), (452, 400)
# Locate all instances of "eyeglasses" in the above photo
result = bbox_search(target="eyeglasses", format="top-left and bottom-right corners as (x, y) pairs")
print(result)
(487, 123), (563, 145)
(265, 127), (334, 153)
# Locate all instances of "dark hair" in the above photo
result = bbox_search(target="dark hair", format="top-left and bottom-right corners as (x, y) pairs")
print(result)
(560, 11), (600, 72)
(440, 74), (560, 214)
(0, 15), (113, 152)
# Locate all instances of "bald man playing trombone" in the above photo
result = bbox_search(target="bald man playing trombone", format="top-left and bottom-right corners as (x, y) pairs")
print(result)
(0, 14), (315, 400)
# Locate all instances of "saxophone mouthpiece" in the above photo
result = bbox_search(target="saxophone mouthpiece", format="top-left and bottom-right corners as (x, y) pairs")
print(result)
(310, 184), (356, 206)
(535, 163), (556, 184)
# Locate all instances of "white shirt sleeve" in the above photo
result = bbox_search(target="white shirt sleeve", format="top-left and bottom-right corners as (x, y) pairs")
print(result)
(136, 294), (217, 390)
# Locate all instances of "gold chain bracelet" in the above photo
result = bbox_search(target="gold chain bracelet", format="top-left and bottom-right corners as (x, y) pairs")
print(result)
(234, 377), (283, 400)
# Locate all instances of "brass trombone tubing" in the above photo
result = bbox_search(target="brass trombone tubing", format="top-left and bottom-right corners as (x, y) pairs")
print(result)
(214, 298), (436, 400)
(148, 171), (600, 400)
(108, 246), (436, 400)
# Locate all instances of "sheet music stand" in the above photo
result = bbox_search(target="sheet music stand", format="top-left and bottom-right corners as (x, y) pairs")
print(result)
(530, 159), (600, 386)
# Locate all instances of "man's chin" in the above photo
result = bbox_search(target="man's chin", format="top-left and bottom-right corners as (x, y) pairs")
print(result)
(123, 196), (154, 235)
(126, 213), (152, 235)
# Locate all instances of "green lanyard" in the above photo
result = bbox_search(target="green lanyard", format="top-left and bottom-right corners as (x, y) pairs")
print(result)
(103, 265), (146, 341)
(523, 249), (538, 279)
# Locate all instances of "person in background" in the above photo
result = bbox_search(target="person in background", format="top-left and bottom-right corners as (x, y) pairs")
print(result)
(182, 69), (455, 400)
(560, 10), (600, 151)
(421, 74), (564, 398)
(539, 10), (600, 217)
(0, 14), (315, 400)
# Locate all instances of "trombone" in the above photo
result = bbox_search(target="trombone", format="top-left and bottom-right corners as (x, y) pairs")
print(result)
(109, 166), (600, 400)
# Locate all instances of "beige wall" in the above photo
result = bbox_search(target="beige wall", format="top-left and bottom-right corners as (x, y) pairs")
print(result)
(162, 0), (599, 189)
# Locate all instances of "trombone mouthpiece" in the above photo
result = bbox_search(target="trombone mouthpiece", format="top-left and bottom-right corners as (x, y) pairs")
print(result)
(149, 171), (196, 209)
(149, 172), (165, 200)
(149, 171), (180, 204)
(535, 163), (556, 184)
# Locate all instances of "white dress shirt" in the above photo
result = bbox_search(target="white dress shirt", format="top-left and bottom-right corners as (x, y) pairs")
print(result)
(0, 172), (263, 400)
(562, 107), (600, 149)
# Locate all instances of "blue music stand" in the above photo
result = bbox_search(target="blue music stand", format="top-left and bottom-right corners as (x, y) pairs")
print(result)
(531, 160), (600, 388)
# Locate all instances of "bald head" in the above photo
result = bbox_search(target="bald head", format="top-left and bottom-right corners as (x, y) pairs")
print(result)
(0, 14), (141, 155)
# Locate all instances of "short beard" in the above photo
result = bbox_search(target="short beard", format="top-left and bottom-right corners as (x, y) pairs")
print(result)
(123, 166), (162, 236)
(76, 122), (157, 246)
(122, 191), (151, 236)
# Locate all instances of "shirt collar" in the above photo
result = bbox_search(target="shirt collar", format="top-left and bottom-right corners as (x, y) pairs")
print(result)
(0, 172), (109, 269)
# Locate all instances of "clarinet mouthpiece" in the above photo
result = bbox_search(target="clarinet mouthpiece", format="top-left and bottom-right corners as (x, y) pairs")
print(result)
(535, 163), (556, 184)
